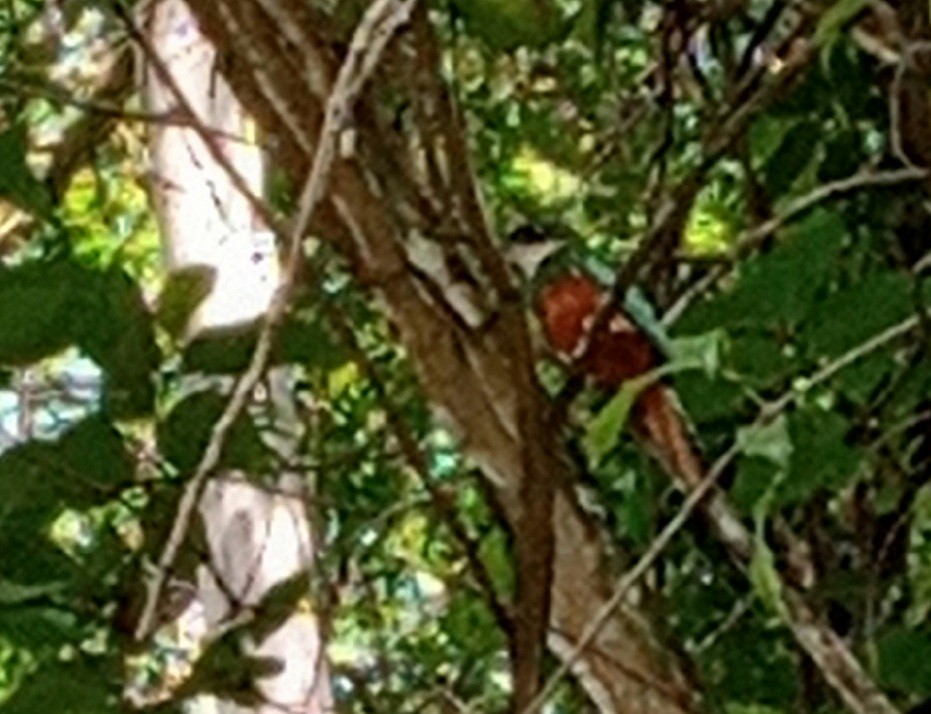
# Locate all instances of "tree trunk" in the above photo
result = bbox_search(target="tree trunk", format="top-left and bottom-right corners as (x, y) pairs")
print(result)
(179, 1), (698, 711)
(144, 2), (332, 712)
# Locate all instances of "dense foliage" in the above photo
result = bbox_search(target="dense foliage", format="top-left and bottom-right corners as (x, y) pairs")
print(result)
(1, 0), (931, 713)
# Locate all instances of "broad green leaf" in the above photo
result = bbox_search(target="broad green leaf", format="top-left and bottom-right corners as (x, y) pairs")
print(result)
(157, 389), (270, 474)
(674, 371), (746, 424)
(670, 329), (727, 378)
(477, 528), (514, 599)
(878, 628), (931, 696)
(0, 261), (157, 417)
(449, 0), (562, 51)
(279, 316), (350, 371)
(814, 0), (869, 48)
(1, 662), (120, 714)
(617, 461), (656, 545)
(731, 457), (782, 516)
(908, 486), (931, 627)
(75, 269), (158, 418)
(749, 520), (786, 619)
(0, 579), (66, 606)
(781, 409), (860, 504)
(443, 592), (504, 655)
(583, 371), (659, 463)
(0, 416), (132, 522)
(56, 415), (134, 491)
(801, 271), (912, 358)
(685, 188), (738, 256)
(249, 571), (312, 641)
(763, 121), (821, 198)
(155, 265), (217, 340)
(176, 629), (280, 703)
(728, 332), (796, 389)
(183, 330), (259, 374)
(737, 415), (792, 470)
(0, 261), (75, 364)
(0, 124), (54, 220)
(328, 362), (361, 398)
(0, 605), (80, 650)
(677, 210), (844, 334)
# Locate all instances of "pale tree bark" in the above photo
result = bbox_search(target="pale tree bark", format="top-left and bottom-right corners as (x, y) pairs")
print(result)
(143, 2), (331, 712)
(175, 2), (698, 712)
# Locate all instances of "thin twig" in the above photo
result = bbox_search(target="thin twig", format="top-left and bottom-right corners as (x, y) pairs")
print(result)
(0, 76), (260, 146)
(523, 310), (920, 714)
(131, 0), (417, 641)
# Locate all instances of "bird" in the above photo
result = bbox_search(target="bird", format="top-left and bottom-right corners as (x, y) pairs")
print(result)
(507, 225), (706, 489)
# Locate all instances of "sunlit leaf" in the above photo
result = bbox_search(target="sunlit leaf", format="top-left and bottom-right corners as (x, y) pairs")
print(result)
(737, 415), (792, 470)
(814, 0), (869, 48)
(583, 371), (658, 463)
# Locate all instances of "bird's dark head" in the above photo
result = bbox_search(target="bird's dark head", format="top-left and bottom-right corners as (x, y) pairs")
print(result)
(504, 224), (574, 285)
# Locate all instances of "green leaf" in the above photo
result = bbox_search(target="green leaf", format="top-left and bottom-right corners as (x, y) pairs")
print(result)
(158, 390), (271, 475)
(801, 271), (912, 358)
(731, 457), (782, 515)
(749, 540), (781, 612)
(0, 605), (81, 650)
(729, 332), (796, 389)
(814, 0), (869, 48)
(677, 210), (844, 334)
(249, 571), (311, 642)
(183, 330), (258, 375)
(737, 415), (792, 470)
(0, 261), (76, 364)
(749, 522), (786, 619)
(617, 460), (656, 545)
(55, 415), (134, 491)
(156, 265), (217, 340)
(177, 629), (281, 704)
(477, 528), (514, 599)
(0, 416), (132, 526)
(674, 372), (746, 424)
(449, 0), (563, 50)
(0, 124), (55, 219)
(74, 269), (158, 419)
(907, 486), (931, 627)
(781, 409), (860, 504)
(878, 628), (931, 696)
(443, 592), (504, 655)
(763, 121), (821, 198)
(279, 316), (350, 370)
(0, 261), (157, 417)
(670, 329), (727, 378)
(583, 371), (659, 463)
(2, 662), (120, 714)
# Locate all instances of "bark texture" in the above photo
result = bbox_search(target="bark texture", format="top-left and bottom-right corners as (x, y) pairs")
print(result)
(180, 1), (697, 711)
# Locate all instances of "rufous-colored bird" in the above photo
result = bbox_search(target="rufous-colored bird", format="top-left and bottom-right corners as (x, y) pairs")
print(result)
(508, 226), (705, 488)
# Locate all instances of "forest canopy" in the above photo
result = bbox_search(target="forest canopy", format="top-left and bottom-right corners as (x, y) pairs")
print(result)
(1, 1), (931, 714)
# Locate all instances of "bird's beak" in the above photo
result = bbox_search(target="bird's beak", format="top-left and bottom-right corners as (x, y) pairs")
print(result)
(503, 239), (564, 281)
